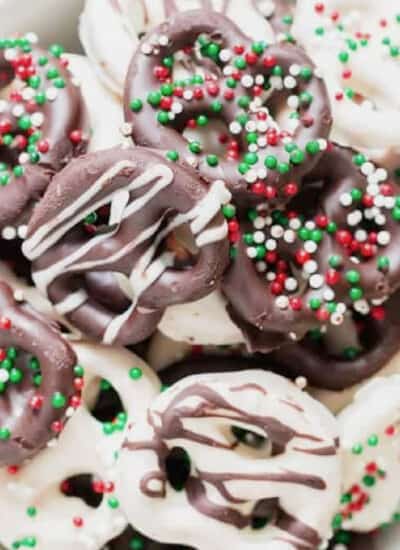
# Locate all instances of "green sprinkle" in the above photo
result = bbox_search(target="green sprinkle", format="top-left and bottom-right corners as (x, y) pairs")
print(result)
(197, 115), (208, 126)
(188, 141), (202, 154)
(306, 141), (320, 155)
(349, 287), (363, 301)
(206, 154), (219, 167)
(346, 270), (361, 285)
(108, 497), (120, 509)
(51, 392), (66, 409)
(157, 111), (170, 125)
(0, 427), (10, 440)
(147, 91), (161, 107)
(166, 150), (179, 162)
(130, 99), (143, 112)
(363, 475), (375, 487)
(49, 43), (64, 58)
(26, 506), (37, 518)
(265, 156), (277, 169)
(352, 442), (363, 455)
(377, 256), (390, 271)
(9, 368), (23, 384)
(368, 434), (379, 446)
(18, 115), (31, 131)
(160, 83), (173, 96)
(129, 367), (143, 380)
(210, 100), (222, 113)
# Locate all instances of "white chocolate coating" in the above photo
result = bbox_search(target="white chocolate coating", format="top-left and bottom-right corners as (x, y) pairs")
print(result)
(337, 375), (400, 532)
(293, 0), (400, 162)
(0, 340), (160, 550)
(79, 0), (275, 98)
(159, 290), (245, 346)
(66, 54), (125, 152)
(117, 370), (341, 549)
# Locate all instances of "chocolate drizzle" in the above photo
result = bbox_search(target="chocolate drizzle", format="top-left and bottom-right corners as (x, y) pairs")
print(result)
(122, 372), (339, 549)
(23, 146), (230, 346)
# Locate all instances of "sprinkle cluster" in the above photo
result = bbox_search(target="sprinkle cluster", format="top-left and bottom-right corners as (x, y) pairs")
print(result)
(130, 32), (325, 200)
(240, 151), (400, 327)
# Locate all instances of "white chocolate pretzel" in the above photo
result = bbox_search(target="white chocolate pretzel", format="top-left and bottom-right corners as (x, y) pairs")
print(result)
(293, 0), (400, 163)
(117, 370), (341, 549)
(0, 341), (160, 550)
(335, 375), (400, 532)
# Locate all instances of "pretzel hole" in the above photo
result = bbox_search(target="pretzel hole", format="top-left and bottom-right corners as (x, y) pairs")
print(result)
(165, 447), (191, 492)
(60, 473), (103, 508)
(87, 377), (126, 429)
(251, 498), (279, 530)
(163, 224), (199, 269)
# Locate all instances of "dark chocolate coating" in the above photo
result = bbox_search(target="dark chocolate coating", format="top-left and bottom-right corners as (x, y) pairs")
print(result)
(0, 281), (77, 465)
(24, 146), (229, 346)
(0, 43), (89, 230)
(328, 531), (379, 550)
(269, 291), (400, 390)
(223, 145), (400, 359)
(124, 9), (331, 206)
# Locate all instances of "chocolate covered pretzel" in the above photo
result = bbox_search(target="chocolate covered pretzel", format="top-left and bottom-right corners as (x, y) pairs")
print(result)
(117, 370), (341, 549)
(0, 35), (88, 237)
(23, 146), (231, 346)
(223, 145), (400, 352)
(124, 10), (331, 206)
(0, 280), (77, 465)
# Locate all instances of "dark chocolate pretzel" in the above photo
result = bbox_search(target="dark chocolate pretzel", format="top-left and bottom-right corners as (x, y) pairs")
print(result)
(269, 289), (400, 390)
(124, 9), (331, 207)
(23, 146), (231, 346)
(223, 145), (400, 352)
(0, 36), (88, 232)
(0, 281), (78, 465)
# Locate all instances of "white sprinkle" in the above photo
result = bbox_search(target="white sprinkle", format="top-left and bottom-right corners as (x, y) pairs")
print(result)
(266, 272), (276, 282)
(18, 225), (27, 239)
(284, 229), (296, 243)
(270, 76), (283, 89)
(323, 288), (335, 302)
(253, 230), (265, 244)
(276, 295), (289, 309)
(141, 43), (153, 55)
(248, 143), (258, 153)
(347, 210), (362, 226)
(305, 220), (316, 230)
(284, 75), (297, 89)
(304, 260), (318, 274)
(1, 226), (17, 240)
(340, 192), (352, 207)
(266, 239), (277, 251)
(46, 87), (58, 101)
(271, 225), (284, 239)
(183, 90), (193, 101)
(295, 376), (307, 389)
(12, 104), (25, 118)
(330, 312), (344, 325)
(374, 194), (385, 208)
(375, 168), (387, 182)
(287, 95), (300, 109)
(18, 152), (29, 165)
(256, 261), (267, 272)
(171, 102), (183, 114)
(257, 167), (267, 179)
(255, 74), (265, 85)
(354, 299), (369, 314)
(31, 112), (44, 127)
(355, 229), (367, 242)
(158, 35), (169, 46)
(219, 49), (231, 62)
(22, 88), (34, 101)
(245, 169), (257, 183)
(257, 121), (269, 133)
(304, 240), (318, 253)
(317, 138), (328, 150)
(0, 369), (9, 383)
(4, 48), (17, 61)
(310, 274), (324, 288)
(245, 121), (257, 132)
(385, 197), (395, 209)
(336, 303), (347, 314)
(361, 161), (375, 176)
(285, 277), (298, 292)
(0, 100), (7, 113)
(377, 231), (390, 245)
(229, 121), (242, 134)
(289, 218), (301, 230)
(247, 247), (257, 259)
(241, 75), (254, 88)
(254, 216), (266, 229)
(289, 64), (301, 76)
(375, 213), (386, 225)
